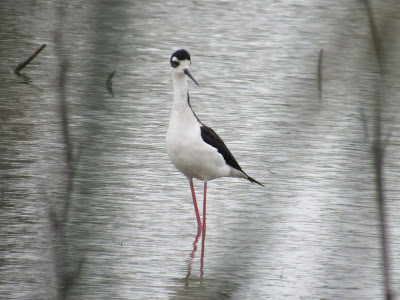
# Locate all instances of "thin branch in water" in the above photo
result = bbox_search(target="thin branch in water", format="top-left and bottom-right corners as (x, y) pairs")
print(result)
(54, 1), (73, 225)
(106, 70), (116, 96)
(363, 1), (393, 299)
(53, 0), (76, 298)
(14, 44), (46, 76)
(364, 0), (382, 70)
(58, 57), (74, 225)
(382, 131), (392, 154)
(317, 49), (324, 101)
(280, 267), (285, 287)
(360, 107), (370, 142)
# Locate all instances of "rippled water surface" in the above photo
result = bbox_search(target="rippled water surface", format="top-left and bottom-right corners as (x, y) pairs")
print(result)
(1, 0), (400, 299)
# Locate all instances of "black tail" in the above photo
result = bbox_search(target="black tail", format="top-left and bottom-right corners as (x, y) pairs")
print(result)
(246, 175), (264, 187)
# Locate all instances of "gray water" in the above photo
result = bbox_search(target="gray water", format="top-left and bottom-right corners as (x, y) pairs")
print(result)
(1, 0), (400, 299)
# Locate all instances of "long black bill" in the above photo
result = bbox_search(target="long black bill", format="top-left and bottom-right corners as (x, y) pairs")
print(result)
(183, 69), (199, 86)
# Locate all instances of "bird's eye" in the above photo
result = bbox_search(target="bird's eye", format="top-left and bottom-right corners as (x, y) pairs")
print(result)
(172, 60), (179, 67)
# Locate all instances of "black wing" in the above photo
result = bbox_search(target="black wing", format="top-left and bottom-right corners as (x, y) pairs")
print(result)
(200, 124), (264, 186)
(200, 124), (243, 171)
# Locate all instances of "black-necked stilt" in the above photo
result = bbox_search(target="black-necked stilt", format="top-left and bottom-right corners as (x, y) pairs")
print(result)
(166, 49), (263, 231)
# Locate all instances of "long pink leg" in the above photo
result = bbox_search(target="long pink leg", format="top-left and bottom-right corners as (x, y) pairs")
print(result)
(203, 181), (207, 230)
(189, 180), (202, 229)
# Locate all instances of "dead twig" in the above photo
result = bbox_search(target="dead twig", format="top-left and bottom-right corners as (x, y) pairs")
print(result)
(14, 44), (46, 75)
(360, 108), (369, 142)
(363, 1), (393, 299)
(317, 49), (323, 101)
(53, 0), (76, 298)
(106, 70), (116, 96)
(364, 0), (382, 70)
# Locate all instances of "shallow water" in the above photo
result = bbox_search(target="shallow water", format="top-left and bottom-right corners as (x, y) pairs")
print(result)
(1, 0), (400, 299)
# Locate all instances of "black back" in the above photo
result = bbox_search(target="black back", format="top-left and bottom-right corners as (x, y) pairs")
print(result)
(200, 124), (264, 186)
(200, 125), (243, 172)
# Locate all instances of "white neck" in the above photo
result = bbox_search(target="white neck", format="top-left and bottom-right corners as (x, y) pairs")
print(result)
(171, 70), (189, 111)
(169, 69), (199, 128)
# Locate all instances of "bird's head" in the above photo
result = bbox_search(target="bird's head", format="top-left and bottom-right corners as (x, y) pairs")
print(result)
(170, 49), (199, 86)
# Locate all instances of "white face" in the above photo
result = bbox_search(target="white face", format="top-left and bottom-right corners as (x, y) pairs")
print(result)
(171, 56), (191, 73)
(170, 54), (199, 86)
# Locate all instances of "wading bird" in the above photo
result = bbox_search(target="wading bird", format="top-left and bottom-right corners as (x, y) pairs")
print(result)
(166, 49), (263, 231)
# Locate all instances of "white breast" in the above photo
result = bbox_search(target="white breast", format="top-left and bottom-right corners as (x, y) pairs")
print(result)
(166, 110), (231, 181)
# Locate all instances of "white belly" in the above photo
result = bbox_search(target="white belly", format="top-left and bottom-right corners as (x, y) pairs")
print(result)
(166, 121), (231, 181)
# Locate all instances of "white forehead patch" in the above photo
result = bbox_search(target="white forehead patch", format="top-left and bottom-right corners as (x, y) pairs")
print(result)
(172, 56), (190, 64)
(171, 56), (191, 70)
(180, 59), (191, 68)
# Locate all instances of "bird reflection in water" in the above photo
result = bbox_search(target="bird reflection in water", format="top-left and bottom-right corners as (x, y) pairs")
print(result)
(185, 228), (206, 286)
